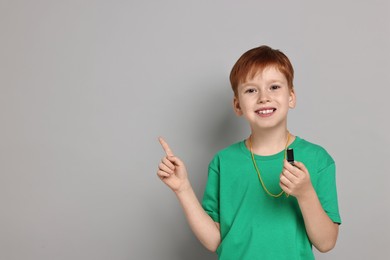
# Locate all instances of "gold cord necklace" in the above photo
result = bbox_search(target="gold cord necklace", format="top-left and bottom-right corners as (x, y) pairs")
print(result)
(248, 132), (291, 198)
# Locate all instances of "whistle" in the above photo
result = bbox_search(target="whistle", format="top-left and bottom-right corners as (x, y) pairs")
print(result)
(287, 148), (295, 165)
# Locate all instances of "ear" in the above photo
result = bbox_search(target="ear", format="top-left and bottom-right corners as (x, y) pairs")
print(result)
(233, 96), (243, 116)
(289, 88), (296, 109)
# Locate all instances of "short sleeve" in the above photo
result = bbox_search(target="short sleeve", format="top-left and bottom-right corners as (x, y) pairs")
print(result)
(201, 156), (220, 223)
(315, 162), (342, 224)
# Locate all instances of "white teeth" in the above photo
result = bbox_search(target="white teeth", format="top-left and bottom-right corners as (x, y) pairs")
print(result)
(258, 109), (274, 114)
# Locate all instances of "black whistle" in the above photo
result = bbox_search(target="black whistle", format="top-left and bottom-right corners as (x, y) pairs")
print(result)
(287, 148), (295, 165)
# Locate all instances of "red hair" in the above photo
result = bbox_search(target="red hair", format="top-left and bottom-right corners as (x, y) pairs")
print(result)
(229, 45), (294, 96)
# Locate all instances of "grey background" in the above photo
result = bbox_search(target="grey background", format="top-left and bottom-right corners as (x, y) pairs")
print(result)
(1, 0), (389, 259)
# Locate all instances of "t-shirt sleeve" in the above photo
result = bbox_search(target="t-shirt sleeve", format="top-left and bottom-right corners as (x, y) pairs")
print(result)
(201, 156), (220, 223)
(316, 161), (342, 224)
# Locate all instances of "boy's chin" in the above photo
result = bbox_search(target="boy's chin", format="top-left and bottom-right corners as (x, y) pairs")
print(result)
(251, 122), (287, 131)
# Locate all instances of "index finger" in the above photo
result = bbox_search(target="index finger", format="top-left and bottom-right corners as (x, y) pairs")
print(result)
(158, 137), (175, 156)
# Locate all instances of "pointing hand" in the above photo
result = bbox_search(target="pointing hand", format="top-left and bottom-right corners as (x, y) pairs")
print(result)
(157, 137), (190, 193)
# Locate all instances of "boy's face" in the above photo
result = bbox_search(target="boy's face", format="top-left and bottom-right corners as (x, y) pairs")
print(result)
(233, 66), (296, 131)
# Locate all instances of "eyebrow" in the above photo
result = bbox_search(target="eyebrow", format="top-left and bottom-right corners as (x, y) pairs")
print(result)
(240, 79), (285, 87)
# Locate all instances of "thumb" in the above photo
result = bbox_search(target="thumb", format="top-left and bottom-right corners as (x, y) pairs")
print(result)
(293, 161), (308, 173)
(167, 155), (184, 167)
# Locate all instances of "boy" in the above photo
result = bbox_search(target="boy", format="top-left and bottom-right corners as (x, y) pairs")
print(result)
(157, 45), (341, 259)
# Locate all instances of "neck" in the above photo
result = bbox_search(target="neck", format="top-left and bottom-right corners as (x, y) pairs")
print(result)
(247, 128), (293, 156)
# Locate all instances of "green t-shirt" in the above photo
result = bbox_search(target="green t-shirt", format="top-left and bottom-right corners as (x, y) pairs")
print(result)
(202, 136), (341, 260)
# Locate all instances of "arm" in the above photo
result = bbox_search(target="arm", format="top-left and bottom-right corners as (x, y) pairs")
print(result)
(175, 183), (221, 252)
(157, 137), (221, 252)
(280, 161), (339, 252)
(295, 186), (339, 252)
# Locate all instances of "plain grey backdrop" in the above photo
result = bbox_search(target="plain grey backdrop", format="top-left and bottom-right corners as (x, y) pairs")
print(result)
(1, 0), (389, 259)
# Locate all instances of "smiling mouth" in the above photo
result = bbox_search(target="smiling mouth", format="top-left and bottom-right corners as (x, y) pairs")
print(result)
(256, 108), (276, 115)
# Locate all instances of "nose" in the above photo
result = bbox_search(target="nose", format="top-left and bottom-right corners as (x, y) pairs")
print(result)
(257, 90), (271, 104)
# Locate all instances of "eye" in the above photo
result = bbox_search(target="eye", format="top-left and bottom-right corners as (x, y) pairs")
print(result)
(270, 85), (281, 90)
(245, 88), (257, 94)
